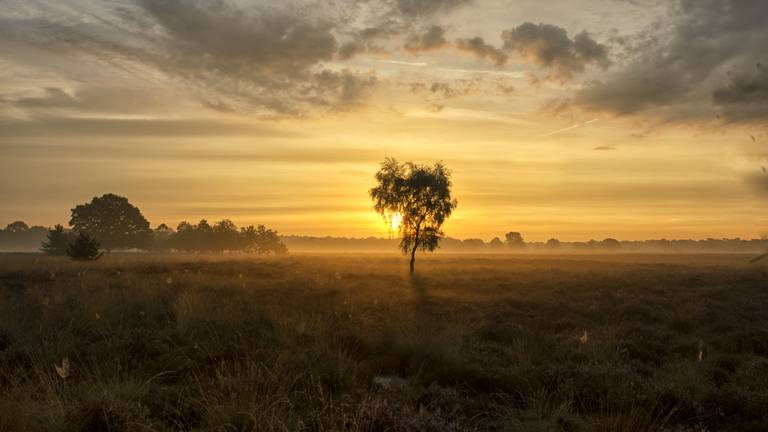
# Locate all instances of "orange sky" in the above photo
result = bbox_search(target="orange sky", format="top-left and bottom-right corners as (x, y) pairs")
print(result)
(1, 0), (767, 241)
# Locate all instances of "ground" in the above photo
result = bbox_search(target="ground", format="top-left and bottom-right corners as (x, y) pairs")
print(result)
(1, 253), (767, 431)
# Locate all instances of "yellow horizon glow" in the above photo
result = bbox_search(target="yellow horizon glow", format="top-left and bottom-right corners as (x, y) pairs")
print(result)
(390, 212), (402, 232)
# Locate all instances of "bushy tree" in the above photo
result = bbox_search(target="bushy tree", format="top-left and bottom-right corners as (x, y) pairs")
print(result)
(66, 232), (102, 261)
(212, 219), (241, 252)
(40, 224), (72, 255)
(370, 158), (457, 274)
(505, 232), (526, 249)
(69, 194), (152, 251)
(5, 221), (29, 233)
(241, 225), (288, 255)
(151, 223), (175, 251)
(546, 238), (561, 249)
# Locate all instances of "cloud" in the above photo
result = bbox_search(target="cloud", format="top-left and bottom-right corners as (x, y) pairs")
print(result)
(593, 145), (617, 151)
(501, 22), (610, 82)
(337, 24), (400, 60)
(713, 63), (768, 122)
(745, 171), (768, 194)
(13, 88), (78, 109)
(539, 97), (573, 118)
(455, 37), (508, 66)
(335, 0), (470, 60)
(394, 0), (471, 15)
(574, 0), (768, 124)
(134, 0), (378, 115)
(9, 85), (188, 115)
(0, 1), (379, 117)
(404, 25), (448, 52)
(138, 0), (338, 73)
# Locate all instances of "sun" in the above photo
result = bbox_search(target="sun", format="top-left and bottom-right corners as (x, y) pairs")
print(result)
(390, 212), (402, 231)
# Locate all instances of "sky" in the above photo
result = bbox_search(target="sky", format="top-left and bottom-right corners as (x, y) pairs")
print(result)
(1, 0), (768, 241)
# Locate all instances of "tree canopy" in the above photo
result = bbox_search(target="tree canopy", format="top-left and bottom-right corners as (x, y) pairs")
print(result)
(370, 158), (457, 274)
(69, 194), (152, 251)
(155, 220), (287, 254)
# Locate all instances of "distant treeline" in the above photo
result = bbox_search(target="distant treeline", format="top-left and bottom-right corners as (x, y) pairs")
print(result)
(3, 221), (768, 253)
(3, 219), (768, 254)
(3, 199), (768, 254)
(0, 194), (287, 255)
(282, 234), (768, 253)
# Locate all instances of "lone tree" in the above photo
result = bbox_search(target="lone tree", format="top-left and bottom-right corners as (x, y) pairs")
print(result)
(505, 231), (526, 249)
(69, 194), (152, 251)
(370, 158), (457, 275)
(40, 224), (72, 255)
(66, 232), (102, 261)
(5, 221), (29, 233)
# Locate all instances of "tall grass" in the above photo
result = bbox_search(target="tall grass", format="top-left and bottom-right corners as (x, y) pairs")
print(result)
(0, 253), (766, 431)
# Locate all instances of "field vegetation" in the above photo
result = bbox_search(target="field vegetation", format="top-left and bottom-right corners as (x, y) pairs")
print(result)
(1, 253), (767, 431)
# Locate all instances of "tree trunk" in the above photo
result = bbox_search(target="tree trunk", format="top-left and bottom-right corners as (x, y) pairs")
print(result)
(409, 224), (420, 276)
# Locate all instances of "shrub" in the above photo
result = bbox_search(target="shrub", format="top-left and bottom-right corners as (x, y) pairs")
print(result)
(40, 224), (72, 255)
(66, 232), (103, 261)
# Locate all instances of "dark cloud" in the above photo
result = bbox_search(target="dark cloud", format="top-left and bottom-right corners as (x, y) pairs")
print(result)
(575, 0), (768, 124)
(394, 0), (471, 15)
(133, 0), (380, 115)
(713, 63), (768, 121)
(404, 25), (447, 52)
(501, 23), (610, 82)
(335, 0), (469, 60)
(745, 171), (768, 194)
(455, 37), (508, 66)
(10, 86), (182, 114)
(14, 88), (77, 109)
(337, 23), (400, 60)
(138, 0), (338, 73)
(430, 82), (458, 97)
(0, 1), (378, 117)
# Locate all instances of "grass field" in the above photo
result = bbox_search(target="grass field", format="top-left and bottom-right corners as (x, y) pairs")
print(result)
(1, 253), (767, 431)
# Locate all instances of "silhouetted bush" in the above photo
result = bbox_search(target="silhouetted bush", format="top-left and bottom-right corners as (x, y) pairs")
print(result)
(66, 232), (102, 261)
(40, 224), (73, 256)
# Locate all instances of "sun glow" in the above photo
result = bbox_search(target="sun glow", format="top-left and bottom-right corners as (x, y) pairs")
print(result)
(390, 212), (402, 231)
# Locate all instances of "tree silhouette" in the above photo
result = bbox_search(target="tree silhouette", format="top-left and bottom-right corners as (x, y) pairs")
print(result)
(370, 158), (457, 275)
(505, 232), (526, 249)
(241, 224), (288, 255)
(212, 219), (240, 252)
(489, 237), (504, 249)
(69, 194), (152, 251)
(5, 221), (29, 233)
(66, 231), (102, 261)
(40, 224), (72, 255)
(152, 223), (175, 251)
